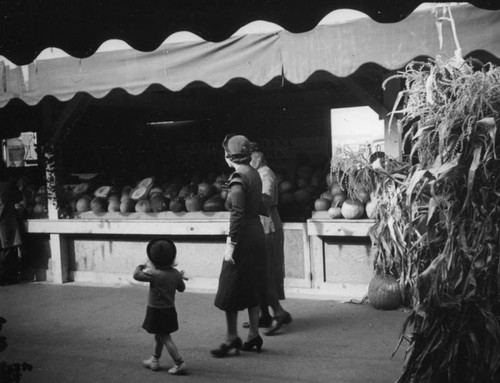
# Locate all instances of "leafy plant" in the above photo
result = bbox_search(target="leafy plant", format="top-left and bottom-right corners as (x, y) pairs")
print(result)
(0, 317), (32, 383)
(387, 55), (500, 382)
(331, 147), (413, 303)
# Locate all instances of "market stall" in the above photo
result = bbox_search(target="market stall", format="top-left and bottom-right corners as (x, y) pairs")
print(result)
(1, 4), (500, 299)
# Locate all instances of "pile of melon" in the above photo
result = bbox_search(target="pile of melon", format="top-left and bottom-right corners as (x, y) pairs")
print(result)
(276, 165), (324, 211)
(313, 173), (378, 220)
(71, 175), (230, 215)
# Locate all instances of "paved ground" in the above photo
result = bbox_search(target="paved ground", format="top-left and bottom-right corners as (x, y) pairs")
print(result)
(1, 282), (408, 383)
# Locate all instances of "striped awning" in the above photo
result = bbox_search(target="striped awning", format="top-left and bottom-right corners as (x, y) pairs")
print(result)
(0, 4), (498, 108)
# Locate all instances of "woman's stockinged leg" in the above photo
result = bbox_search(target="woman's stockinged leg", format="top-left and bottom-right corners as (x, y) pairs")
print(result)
(225, 310), (239, 342)
(247, 306), (260, 340)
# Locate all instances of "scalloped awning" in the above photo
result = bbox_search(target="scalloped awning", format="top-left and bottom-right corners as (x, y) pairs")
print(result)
(1, 4), (499, 108)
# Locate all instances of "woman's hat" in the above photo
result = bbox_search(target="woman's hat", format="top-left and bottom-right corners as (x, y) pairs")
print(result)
(222, 134), (251, 163)
(222, 134), (250, 156)
(146, 238), (177, 267)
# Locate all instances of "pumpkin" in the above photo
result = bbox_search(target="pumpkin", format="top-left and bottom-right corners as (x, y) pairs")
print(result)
(330, 183), (344, 195)
(320, 190), (333, 201)
(327, 206), (343, 219)
(365, 199), (378, 219)
(354, 188), (370, 204)
(314, 198), (330, 211)
(331, 192), (347, 207)
(341, 199), (365, 219)
(368, 274), (402, 310)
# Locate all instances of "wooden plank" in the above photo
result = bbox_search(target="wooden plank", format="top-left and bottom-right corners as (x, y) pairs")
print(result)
(26, 218), (230, 235)
(307, 219), (374, 237)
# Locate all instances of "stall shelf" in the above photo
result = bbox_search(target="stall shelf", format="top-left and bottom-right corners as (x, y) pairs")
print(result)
(25, 213), (312, 295)
(307, 214), (375, 300)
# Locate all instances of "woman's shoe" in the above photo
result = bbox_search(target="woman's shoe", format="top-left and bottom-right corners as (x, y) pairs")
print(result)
(241, 335), (263, 353)
(210, 337), (242, 358)
(264, 312), (293, 336)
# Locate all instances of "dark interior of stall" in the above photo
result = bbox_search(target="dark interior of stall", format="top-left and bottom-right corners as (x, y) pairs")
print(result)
(0, 62), (395, 222)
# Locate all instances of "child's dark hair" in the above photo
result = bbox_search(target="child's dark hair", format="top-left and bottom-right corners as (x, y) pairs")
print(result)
(146, 237), (177, 269)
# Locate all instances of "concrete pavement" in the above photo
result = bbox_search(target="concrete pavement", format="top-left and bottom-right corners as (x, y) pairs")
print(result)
(1, 283), (408, 383)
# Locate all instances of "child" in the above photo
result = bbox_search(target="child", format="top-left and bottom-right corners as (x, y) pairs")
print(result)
(133, 237), (187, 375)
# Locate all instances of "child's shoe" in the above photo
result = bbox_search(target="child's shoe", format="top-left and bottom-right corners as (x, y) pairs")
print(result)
(168, 361), (187, 375)
(142, 355), (160, 371)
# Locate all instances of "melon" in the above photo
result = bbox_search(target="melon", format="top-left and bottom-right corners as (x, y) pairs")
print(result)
(279, 192), (295, 206)
(216, 174), (229, 183)
(108, 194), (121, 203)
(327, 206), (343, 219)
(73, 183), (89, 197)
(94, 186), (112, 198)
(203, 195), (225, 212)
(76, 196), (92, 213)
(198, 183), (216, 200)
(178, 183), (198, 198)
(163, 185), (180, 199)
(169, 196), (186, 213)
(220, 189), (228, 200)
(150, 194), (168, 212)
(135, 199), (151, 213)
(212, 181), (224, 192)
(310, 171), (322, 187)
(90, 197), (108, 214)
(297, 166), (313, 180)
(108, 199), (120, 212)
(279, 180), (296, 194)
(130, 186), (149, 201)
(341, 199), (365, 219)
(296, 178), (309, 190)
(120, 198), (135, 213)
(149, 187), (164, 197)
(294, 189), (313, 205)
(137, 177), (155, 189)
(185, 195), (203, 212)
(314, 198), (330, 212)
(121, 185), (133, 196)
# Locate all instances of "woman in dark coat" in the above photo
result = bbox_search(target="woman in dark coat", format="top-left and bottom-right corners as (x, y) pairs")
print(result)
(0, 160), (23, 285)
(211, 134), (267, 357)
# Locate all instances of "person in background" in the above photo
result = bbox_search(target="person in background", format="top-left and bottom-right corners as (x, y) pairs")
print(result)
(133, 237), (187, 375)
(0, 160), (23, 285)
(247, 142), (293, 336)
(211, 134), (267, 357)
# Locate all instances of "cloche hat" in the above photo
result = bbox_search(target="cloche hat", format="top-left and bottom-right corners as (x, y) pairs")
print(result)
(222, 134), (251, 163)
